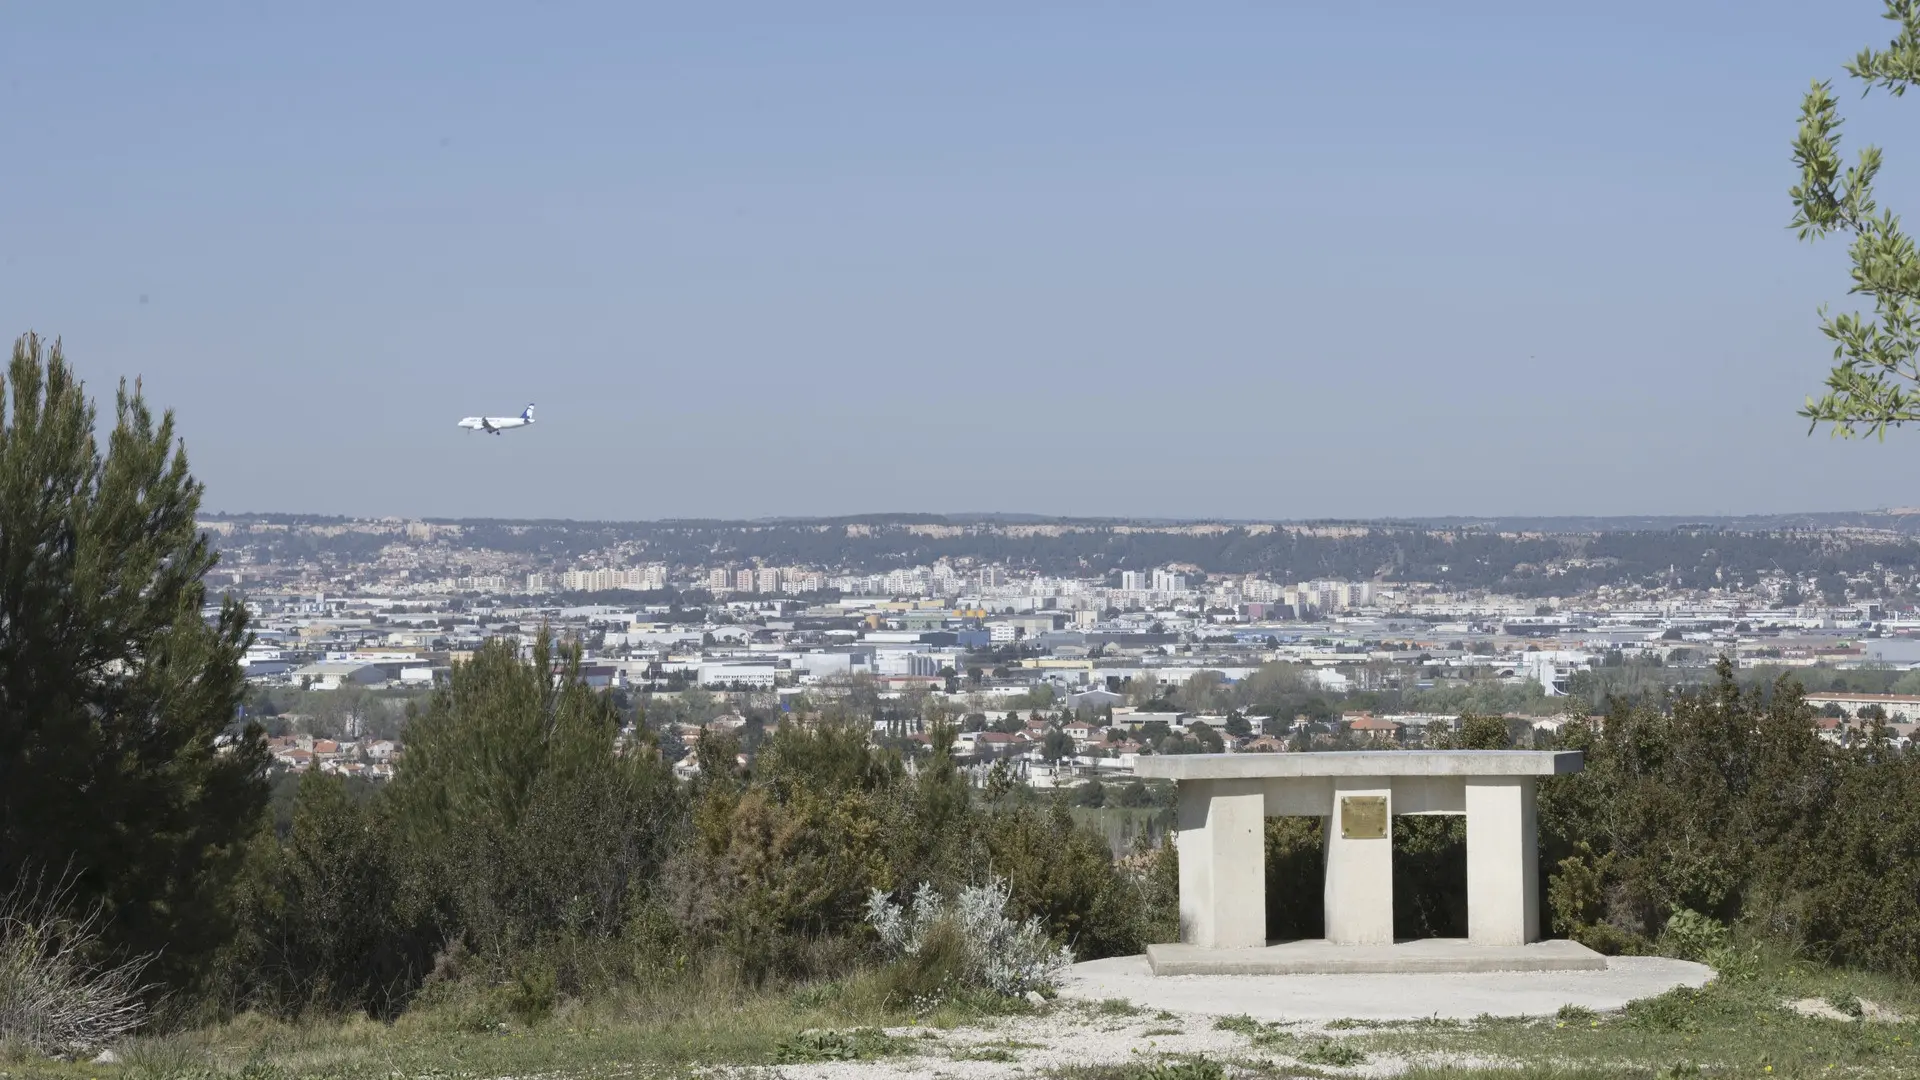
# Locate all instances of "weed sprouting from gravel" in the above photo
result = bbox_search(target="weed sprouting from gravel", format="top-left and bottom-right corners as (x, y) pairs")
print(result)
(1297, 1040), (1368, 1067)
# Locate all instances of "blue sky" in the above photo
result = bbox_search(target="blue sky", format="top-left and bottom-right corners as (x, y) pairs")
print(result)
(3, 2), (1917, 520)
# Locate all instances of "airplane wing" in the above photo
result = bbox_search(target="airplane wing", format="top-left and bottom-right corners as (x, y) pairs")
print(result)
(481, 417), (496, 432)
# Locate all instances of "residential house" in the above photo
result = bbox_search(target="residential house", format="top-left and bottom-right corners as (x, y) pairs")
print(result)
(1344, 712), (1403, 744)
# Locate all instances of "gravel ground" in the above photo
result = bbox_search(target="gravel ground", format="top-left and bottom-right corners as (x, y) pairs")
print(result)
(714, 1001), (1505, 1080)
(709, 954), (1712, 1080)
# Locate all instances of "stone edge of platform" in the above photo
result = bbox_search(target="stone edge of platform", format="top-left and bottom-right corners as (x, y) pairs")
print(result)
(1144, 941), (1611, 976)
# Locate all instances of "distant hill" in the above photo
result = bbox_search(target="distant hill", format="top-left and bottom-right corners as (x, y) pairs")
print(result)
(199, 510), (1920, 601)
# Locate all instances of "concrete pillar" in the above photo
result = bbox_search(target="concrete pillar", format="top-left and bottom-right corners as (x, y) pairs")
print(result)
(1176, 778), (1266, 949)
(1466, 777), (1539, 945)
(1323, 780), (1394, 945)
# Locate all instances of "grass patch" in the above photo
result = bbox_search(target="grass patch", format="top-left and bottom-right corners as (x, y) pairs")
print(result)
(1095, 997), (1145, 1016)
(954, 1036), (1045, 1060)
(773, 1026), (910, 1063)
(1051, 1059), (1228, 1080)
(1338, 941), (1920, 1078)
(1295, 1039), (1367, 1066)
(1210, 1013), (1295, 1051)
(1555, 1003), (1597, 1023)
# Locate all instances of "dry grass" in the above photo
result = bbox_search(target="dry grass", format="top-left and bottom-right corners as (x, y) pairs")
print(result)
(0, 871), (151, 1058)
(0, 963), (1018, 1079)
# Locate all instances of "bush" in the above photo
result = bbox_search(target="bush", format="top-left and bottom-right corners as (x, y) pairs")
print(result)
(1540, 661), (1920, 977)
(1547, 843), (1643, 955)
(986, 800), (1149, 958)
(201, 643), (1184, 1019)
(1656, 907), (1730, 962)
(1117, 831), (1179, 947)
(867, 878), (1072, 1002)
(392, 636), (681, 966)
(0, 873), (151, 1056)
(220, 772), (438, 1018)
(708, 785), (891, 980)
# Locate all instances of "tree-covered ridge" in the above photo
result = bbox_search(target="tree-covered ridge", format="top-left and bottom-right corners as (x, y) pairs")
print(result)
(206, 512), (1920, 597)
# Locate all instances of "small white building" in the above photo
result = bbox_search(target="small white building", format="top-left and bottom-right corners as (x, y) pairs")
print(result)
(1518, 651), (1593, 697)
(290, 662), (387, 691)
(698, 663), (778, 689)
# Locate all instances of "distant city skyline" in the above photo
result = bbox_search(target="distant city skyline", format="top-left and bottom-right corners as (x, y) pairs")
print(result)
(7, 3), (1920, 519)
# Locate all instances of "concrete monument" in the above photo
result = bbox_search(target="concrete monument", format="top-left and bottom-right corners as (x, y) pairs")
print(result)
(1135, 750), (1601, 975)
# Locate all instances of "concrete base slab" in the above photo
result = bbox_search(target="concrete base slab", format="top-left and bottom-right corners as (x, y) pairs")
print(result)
(1145, 937), (1608, 975)
(1063, 953), (1714, 1022)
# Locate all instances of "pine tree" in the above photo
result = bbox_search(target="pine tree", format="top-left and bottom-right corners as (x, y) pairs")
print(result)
(0, 334), (267, 992)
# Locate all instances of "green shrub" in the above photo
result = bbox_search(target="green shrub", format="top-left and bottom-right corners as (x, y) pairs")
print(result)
(403, 977), (510, 1034)
(1117, 831), (1178, 947)
(390, 635), (682, 973)
(985, 800), (1150, 959)
(507, 962), (556, 1024)
(874, 917), (972, 1010)
(1548, 843), (1627, 951)
(1539, 663), (1920, 978)
(709, 784), (891, 981)
(220, 772), (438, 1017)
(1657, 907), (1730, 961)
(868, 878), (1072, 1003)
(1826, 992), (1865, 1019)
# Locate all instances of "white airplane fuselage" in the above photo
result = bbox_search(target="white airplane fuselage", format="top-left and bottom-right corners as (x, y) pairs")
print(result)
(458, 405), (536, 435)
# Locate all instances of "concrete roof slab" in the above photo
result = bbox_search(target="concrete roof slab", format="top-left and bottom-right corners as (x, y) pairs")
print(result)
(1134, 749), (1582, 780)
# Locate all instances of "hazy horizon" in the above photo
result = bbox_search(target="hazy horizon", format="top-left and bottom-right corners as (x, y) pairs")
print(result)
(191, 506), (1920, 527)
(9, 3), (1920, 520)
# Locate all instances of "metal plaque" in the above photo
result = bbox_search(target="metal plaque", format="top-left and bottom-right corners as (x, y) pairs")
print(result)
(1340, 796), (1388, 840)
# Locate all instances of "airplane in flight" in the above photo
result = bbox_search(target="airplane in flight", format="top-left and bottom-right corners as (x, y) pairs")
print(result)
(457, 404), (536, 435)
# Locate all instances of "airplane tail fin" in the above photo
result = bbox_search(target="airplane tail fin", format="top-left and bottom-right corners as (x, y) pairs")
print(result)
(522, 404), (536, 422)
